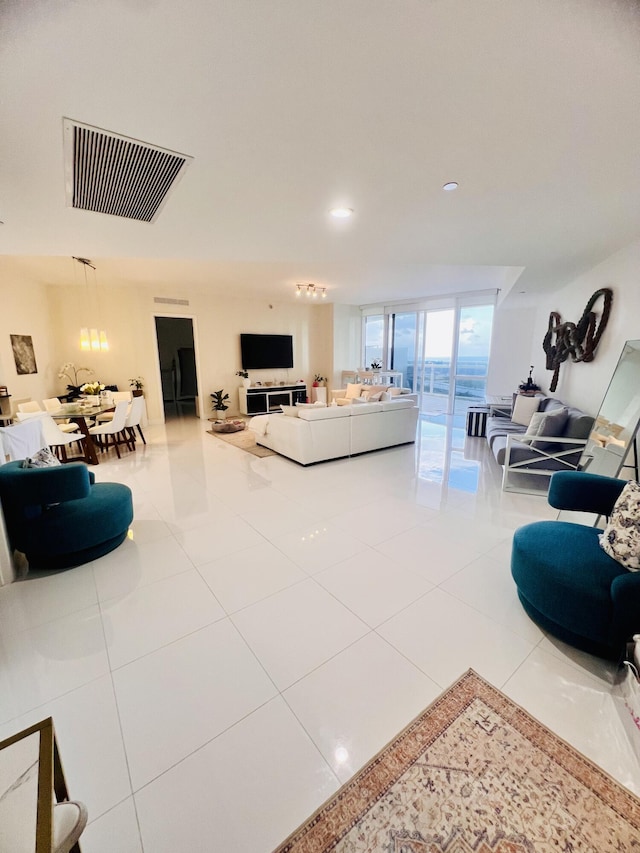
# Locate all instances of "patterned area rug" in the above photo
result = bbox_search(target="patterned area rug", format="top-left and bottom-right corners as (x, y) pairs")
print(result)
(274, 670), (640, 852)
(207, 426), (275, 457)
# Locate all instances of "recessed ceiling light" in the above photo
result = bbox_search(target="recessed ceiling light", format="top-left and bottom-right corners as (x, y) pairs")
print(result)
(330, 207), (353, 218)
(442, 182), (458, 191)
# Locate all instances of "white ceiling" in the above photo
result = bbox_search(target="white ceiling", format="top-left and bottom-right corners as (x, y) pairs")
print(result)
(1, 0), (640, 306)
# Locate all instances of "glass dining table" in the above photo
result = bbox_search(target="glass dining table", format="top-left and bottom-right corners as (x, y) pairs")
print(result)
(49, 401), (116, 465)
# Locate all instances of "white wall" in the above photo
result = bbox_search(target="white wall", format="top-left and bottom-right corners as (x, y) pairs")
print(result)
(486, 305), (536, 396)
(0, 278), (57, 408)
(527, 238), (640, 415)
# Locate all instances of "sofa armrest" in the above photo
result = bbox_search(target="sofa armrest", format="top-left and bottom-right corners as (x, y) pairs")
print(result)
(548, 471), (626, 514)
(501, 434), (588, 494)
(611, 570), (640, 649)
(0, 460), (92, 511)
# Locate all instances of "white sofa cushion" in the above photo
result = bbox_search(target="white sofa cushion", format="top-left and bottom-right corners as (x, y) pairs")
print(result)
(381, 398), (415, 411)
(297, 406), (350, 421)
(349, 402), (383, 415)
(345, 383), (363, 400)
(511, 394), (540, 426)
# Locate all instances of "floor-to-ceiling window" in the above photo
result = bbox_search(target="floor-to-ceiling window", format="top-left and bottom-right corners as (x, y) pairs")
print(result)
(362, 295), (495, 418)
(363, 315), (385, 369)
(419, 309), (455, 414)
(389, 312), (417, 385)
(452, 304), (495, 415)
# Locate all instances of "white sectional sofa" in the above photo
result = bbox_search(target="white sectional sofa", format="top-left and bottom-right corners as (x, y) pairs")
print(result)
(250, 399), (419, 465)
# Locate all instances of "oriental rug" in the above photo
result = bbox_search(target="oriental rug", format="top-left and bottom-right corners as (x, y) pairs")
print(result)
(274, 669), (640, 852)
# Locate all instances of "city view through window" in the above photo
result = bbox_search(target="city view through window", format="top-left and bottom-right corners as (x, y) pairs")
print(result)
(364, 304), (494, 417)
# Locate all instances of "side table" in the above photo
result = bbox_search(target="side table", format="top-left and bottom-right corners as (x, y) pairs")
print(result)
(310, 386), (327, 404)
(0, 717), (87, 852)
(0, 394), (12, 426)
(485, 394), (513, 418)
(466, 406), (490, 437)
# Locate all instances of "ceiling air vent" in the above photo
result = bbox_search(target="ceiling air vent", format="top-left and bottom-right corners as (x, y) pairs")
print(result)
(63, 118), (193, 223)
(154, 297), (190, 306)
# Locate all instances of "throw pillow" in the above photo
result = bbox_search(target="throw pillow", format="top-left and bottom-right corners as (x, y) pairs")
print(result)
(345, 383), (363, 400)
(511, 394), (540, 427)
(361, 390), (383, 402)
(22, 448), (61, 468)
(599, 481), (640, 570)
(521, 408), (568, 447)
(531, 407), (568, 449)
(281, 405), (299, 417)
(296, 401), (327, 409)
(521, 410), (547, 444)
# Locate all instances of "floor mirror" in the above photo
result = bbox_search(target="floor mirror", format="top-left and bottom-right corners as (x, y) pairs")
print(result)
(558, 339), (640, 525)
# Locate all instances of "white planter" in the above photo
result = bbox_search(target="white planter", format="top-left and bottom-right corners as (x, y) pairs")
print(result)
(242, 378), (251, 389)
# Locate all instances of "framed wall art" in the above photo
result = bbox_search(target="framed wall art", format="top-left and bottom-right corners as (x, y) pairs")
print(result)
(10, 334), (38, 375)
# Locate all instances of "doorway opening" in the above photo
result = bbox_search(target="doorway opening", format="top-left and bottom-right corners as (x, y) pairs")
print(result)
(154, 317), (200, 419)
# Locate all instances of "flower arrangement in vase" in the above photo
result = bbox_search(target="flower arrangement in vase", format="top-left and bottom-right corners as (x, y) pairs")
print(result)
(80, 381), (105, 397)
(312, 374), (326, 387)
(58, 363), (94, 399)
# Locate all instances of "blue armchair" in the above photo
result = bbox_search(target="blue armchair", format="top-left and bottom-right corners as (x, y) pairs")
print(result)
(0, 461), (133, 571)
(511, 470), (640, 660)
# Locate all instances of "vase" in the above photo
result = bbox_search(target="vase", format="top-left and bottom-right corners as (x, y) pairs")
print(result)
(242, 378), (251, 389)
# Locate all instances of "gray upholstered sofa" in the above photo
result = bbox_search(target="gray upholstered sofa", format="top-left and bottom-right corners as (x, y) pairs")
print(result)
(486, 396), (594, 492)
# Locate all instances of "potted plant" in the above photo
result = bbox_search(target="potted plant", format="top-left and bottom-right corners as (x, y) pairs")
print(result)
(58, 363), (94, 400)
(129, 377), (144, 397)
(370, 360), (382, 371)
(236, 369), (250, 389)
(518, 366), (540, 396)
(312, 374), (326, 387)
(210, 389), (230, 421)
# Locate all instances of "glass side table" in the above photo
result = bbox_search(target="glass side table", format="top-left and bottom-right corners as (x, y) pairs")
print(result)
(0, 717), (87, 853)
(485, 394), (513, 418)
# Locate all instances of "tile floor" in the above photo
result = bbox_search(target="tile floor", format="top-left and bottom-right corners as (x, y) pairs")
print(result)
(1, 415), (638, 851)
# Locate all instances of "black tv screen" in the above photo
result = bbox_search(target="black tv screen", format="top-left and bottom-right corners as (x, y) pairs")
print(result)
(241, 334), (294, 369)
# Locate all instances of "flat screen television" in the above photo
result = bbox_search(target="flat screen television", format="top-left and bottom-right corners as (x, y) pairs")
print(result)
(240, 334), (294, 370)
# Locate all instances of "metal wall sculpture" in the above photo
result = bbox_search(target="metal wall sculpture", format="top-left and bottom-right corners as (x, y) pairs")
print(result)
(542, 288), (613, 392)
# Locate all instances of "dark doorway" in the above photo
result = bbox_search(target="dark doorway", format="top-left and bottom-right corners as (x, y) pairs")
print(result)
(154, 317), (199, 419)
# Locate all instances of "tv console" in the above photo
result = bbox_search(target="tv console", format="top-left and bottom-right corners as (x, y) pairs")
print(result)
(239, 384), (307, 416)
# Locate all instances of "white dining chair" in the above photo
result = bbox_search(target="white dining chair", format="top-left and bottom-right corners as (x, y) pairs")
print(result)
(17, 401), (42, 414)
(16, 412), (85, 462)
(42, 398), (82, 434)
(124, 395), (146, 446)
(88, 400), (131, 458)
(94, 391), (132, 423)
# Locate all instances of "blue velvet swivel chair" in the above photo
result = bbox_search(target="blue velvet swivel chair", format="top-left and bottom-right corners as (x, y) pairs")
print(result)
(0, 461), (133, 571)
(511, 470), (640, 661)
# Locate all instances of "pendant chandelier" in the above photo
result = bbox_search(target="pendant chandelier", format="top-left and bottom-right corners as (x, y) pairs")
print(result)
(74, 257), (109, 352)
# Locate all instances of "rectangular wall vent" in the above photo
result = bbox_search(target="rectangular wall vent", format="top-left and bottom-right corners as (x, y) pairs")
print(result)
(154, 297), (190, 306)
(63, 118), (193, 223)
